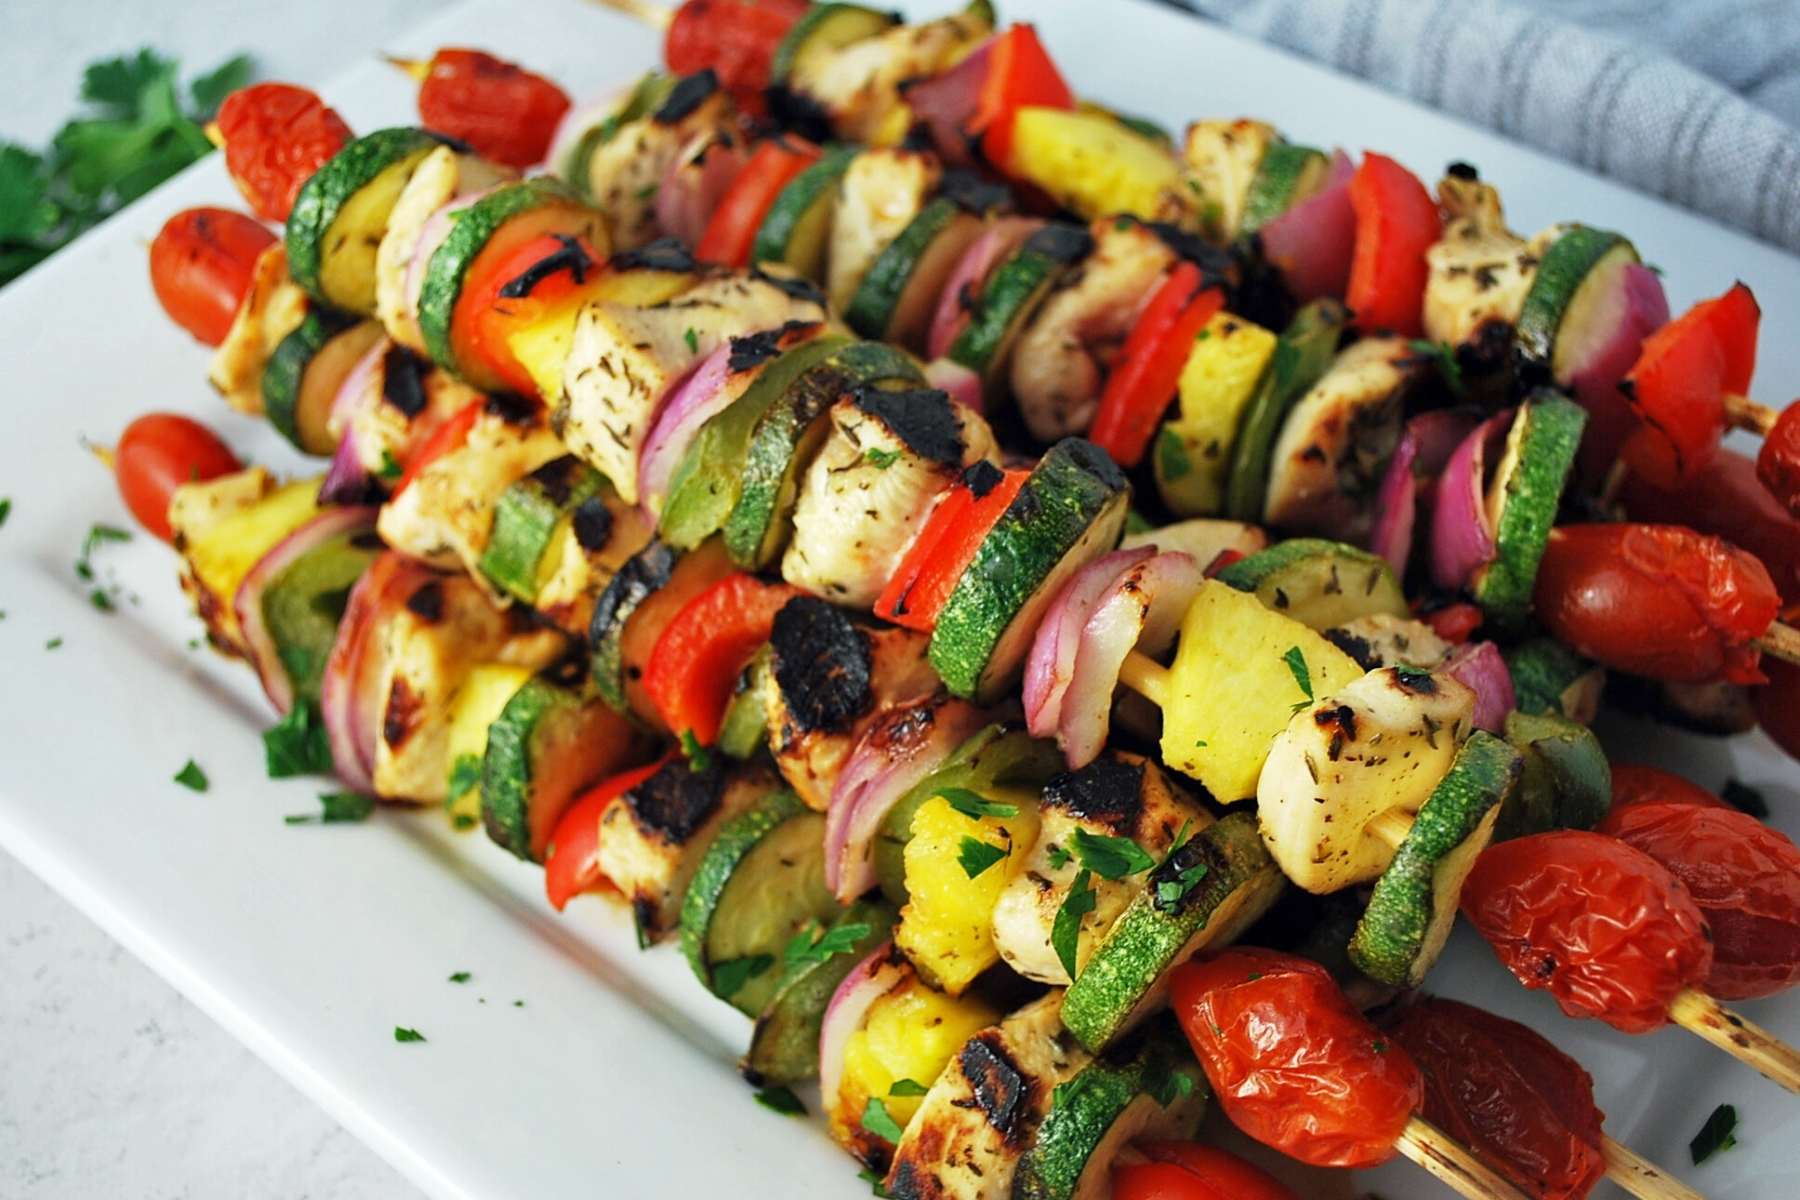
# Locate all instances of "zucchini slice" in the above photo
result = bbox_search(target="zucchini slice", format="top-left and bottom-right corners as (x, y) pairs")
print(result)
(444, 662), (534, 827)
(1469, 393), (1587, 630)
(588, 536), (734, 722)
(1060, 812), (1283, 1052)
(478, 455), (608, 604)
(259, 527), (382, 706)
(263, 313), (384, 455)
(947, 223), (1093, 395)
(1496, 710), (1611, 841)
(715, 646), (773, 761)
(1222, 298), (1347, 523)
(929, 438), (1130, 702)
(1513, 225), (1638, 381)
(769, 2), (898, 89)
(1238, 142), (1328, 234)
(1504, 637), (1604, 724)
(680, 787), (840, 1015)
(286, 127), (443, 313)
(844, 196), (982, 345)
(1348, 730), (1520, 986)
(555, 71), (676, 198)
(1215, 537), (1407, 631)
(751, 143), (859, 281)
(745, 899), (897, 1084)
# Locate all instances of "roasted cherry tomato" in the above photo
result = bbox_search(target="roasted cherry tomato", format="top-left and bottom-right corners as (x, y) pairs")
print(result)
(1386, 996), (1606, 1200)
(971, 23), (1076, 171)
(1620, 283), (1759, 489)
(215, 83), (353, 222)
(416, 48), (571, 168)
(1113, 1141), (1300, 1200)
(543, 758), (668, 911)
(1088, 262), (1224, 468)
(1597, 801), (1800, 1001)
(1619, 448), (1800, 606)
(148, 207), (276, 346)
(665, 0), (809, 115)
(1346, 152), (1438, 337)
(394, 398), (484, 495)
(645, 573), (800, 744)
(1533, 523), (1780, 685)
(1608, 764), (1730, 816)
(1170, 948), (1422, 1168)
(695, 136), (820, 267)
(114, 413), (243, 541)
(451, 232), (603, 396)
(1461, 830), (1714, 1033)
(874, 463), (1029, 631)
(1755, 655), (1800, 762)
(1758, 401), (1800, 519)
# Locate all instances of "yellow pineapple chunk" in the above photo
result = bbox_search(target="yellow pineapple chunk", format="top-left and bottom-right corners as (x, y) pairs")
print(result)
(178, 475), (324, 650)
(839, 977), (998, 1130)
(506, 267), (696, 405)
(1156, 311), (1278, 515)
(1008, 107), (1185, 222)
(443, 663), (534, 825)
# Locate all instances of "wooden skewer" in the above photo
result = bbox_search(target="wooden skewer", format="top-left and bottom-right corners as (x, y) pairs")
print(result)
(383, 54), (432, 83)
(1754, 620), (1800, 666)
(1668, 988), (1800, 1095)
(1602, 1136), (1706, 1200)
(1394, 1115), (1531, 1200)
(1723, 392), (1779, 437)
(587, 0), (675, 30)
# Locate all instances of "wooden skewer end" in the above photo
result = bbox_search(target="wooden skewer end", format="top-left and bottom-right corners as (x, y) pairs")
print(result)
(1722, 392), (1779, 437)
(1395, 1114), (1531, 1200)
(1669, 988), (1800, 1095)
(1754, 620), (1800, 667)
(1601, 1135), (1706, 1200)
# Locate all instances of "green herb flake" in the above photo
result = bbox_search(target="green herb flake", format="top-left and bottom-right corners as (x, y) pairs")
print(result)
(940, 786), (1018, 821)
(785, 921), (872, 969)
(636, 182), (658, 201)
(1156, 427), (1192, 481)
(1282, 645), (1314, 713)
(857, 1167), (891, 1197)
(0, 498), (10, 528)
(173, 759), (208, 792)
(89, 588), (115, 612)
(679, 728), (713, 772)
(865, 446), (902, 470)
(684, 327), (699, 353)
(1051, 868), (1097, 978)
(888, 1078), (929, 1098)
(451, 813), (477, 831)
(377, 449), (404, 481)
(45, 637), (63, 650)
(957, 835), (1009, 879)
(446, 753), (482, 803)
(1721, 779), (1770, 819)
(861, 1096), (906, 1143)
(1195, 327), (1211, 341)
(263, 700), (333, 778)
(1069, 827), (1156, 880)
(1156, 860), (1209, 909)
(1045, 843), (1071, 870)
(393, 1026), (426, 1043)
(1143, 1056), (1196, 1107)
(755, 1084), (807, 1116)
(1689, 1103), (1739, 1165)
(284, 790), (374, 825)
(711, 953), (774, 1000)
(448, 971), (471, 984)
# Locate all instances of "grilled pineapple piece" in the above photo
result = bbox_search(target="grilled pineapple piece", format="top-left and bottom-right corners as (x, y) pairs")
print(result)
(208, 243), (309, 414)
(1008, 108), (1189, 225)
(171, 471), (319, 654)
(827, 149), (941, 313)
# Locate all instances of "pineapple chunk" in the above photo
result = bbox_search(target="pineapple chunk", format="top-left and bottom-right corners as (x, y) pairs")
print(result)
(839, 977), (998, 1132)
(1155, 311), (1277, 516)
(178, 475), (323, 651)
(1159, 579), (1362, 803)
(506, 267), (696, 406)
(895, 787), (1040, 995)
(1008, 107), (1186, 222)
(443, 663), (534, 825)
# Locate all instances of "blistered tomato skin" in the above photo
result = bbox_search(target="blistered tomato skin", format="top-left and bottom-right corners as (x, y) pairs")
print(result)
(1607, 764), (1731, 816)
(148, 207), (277, 346)
(1387, 996), (1606, 1200)
(1170, 948), (1422, 1169)
(1598, 801), (1800, 1001)
(1461, 831), (1714, 1033)
(417, 49), (571, 168)
(215, 83), (353, 222)
(1759, 403), (1800, 518)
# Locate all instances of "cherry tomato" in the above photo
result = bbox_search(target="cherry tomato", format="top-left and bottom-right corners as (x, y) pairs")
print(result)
(1758, 401), (1800, 519)
(695, 136), (820, 267)
(1533, 524), (1780, 685)
(1170, 948), (1422, 1168)
(115, 413), (243, 541)
(1754, 655), (1800, 762)
(215, 83), (353, 222)
(416, 48), (571, 168)
(1117, 1141), (1300, 1200)
(645, 573), (801, 744)
(1620, 283), (1759, 489)
(1346, 152), (1438, 337)
(1461, 830), (1714, 1033)
(664, 0), (809, 115)
(1088, 263), (1224, 467)
(148, 207), (276, 346)
(1386, 996), (1606, 1200)
(1597, 801), (1800, 1001)
(1607, 764), (1730, 816)
(543, 758), (668, 911)
(450, 232), (603, 396)
(1618, 448), (1800, 606)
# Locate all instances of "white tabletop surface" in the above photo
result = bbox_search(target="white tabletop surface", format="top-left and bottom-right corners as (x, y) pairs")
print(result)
(3, 6), (429, 1194)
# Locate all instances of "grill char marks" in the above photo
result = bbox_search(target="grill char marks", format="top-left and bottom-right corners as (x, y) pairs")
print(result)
(1041, 757), (1146, 835)
(381, 345), (428, 417)
(625, 759), (726, 843)
(851, 385), (964, 466)
(771, 595), (874, 734)
(955, 1034), (1034, 1146)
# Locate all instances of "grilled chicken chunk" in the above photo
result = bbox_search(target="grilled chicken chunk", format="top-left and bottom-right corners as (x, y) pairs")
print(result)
(208, 243), (308, 414)
(376, 143), (514, 355)
(1181, 119), (1278, 242)
(789, 12), (992, 145)
(991, 756), (1207, 984)
(827, 149), (942, 312)
(783, 386), (999, 608)
(531, 483), (654, 637)
(557, 268), (828, 505)
(1423, 172), (1540, 381)
(581, 75), (734, 251)
(887, 993), (1088, 1200)
(1324, 613), (1455, 673)
(1009, 218), (1176, 441)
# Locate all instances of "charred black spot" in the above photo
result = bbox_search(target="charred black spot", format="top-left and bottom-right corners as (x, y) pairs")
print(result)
(571, 496), (614, 552)
(940, 170), (1013, 215)
(484, 391), (542, 427)
(1023, 222), (1094, 265)
(1459, 318), (1516, 381)
(961, 459), (1004, 499)
(423, 129), (473, 154)
(1314, 703), (1358, 745)
(851, 386), (963, 466)
(1446, 160), (1480, 181)
(524, 455), (592, 508)
(498, 234), (594, 299)
(886, 1160), (926, 1200)
(957, 1034), (1032, 1145)
(590, 540), (677, 648)
(1042, 758), (1145, 831)
(1324, 628), (1382, 672)
(751, 266), (827, 307)
(1147, 222), (1236, 282)
(1057, 436), (1130, 492)
(771, 596), (872, 733)
(626, 759), (725, 843)
(1393, 666), (1437, 694)
(611, 237), (700, 274)
(382, 676), (423, 749)
(381, 346), (428, 417)
(404, 579), (445, 622)
(727, 320), (818, 374)
(654, 69), (718, 124)
(765, 86), (834, 144)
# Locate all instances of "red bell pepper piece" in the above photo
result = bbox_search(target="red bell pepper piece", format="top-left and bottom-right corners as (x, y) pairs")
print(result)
(1087, 261), (1224, 468)
(451, 231), (603, 396)
(645, 572), (800, 744)
(393, 398), (484, 496)
(543, 757), (669, 911)
(1622, 282), (1761, 488)
(970, 24), (1075, 171)
(875, 463), (1030, 631)
(1345, 152), (1439, 337)
(695, 136), (820, 267)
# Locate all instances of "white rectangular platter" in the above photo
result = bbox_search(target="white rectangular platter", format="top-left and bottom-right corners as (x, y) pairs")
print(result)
(1, 0), (1796, 1195)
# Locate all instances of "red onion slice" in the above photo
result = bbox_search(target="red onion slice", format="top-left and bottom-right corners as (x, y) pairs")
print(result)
(638, 343), (734, 512)
(1259, 150), (1355, 301)
(1445, 640), (1515, 733)
(924, 357), (984, 415)
(1429, 410), (1513, 591)
(819, 941), (910, 1115)
(905, 35), (996, 165)
(1023, 547), (1152, 738)
(1562, 261), (1670, 482)
(655, 130), (746, 247)
(318, 337), (391, 505)
(234, 506), (378, 715)
(320, 552), (427, 792)
(926, 217), (1042, 361)
(402, 187), (497, 337)
(1368, 430), (1418, 578)
(824, 696), (993, 902)
(1409, 408), (1483, 477)
(1058, 552), (1205, 767)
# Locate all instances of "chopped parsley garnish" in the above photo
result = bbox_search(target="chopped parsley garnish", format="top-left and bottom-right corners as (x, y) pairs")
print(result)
(1068, 827), (1155, 880)
(512, 999), (525, 1008)
(284, 790), (374, 824)
(1689, 1103), (1739, 1164)
(860, 1096), (906, 1143)
(89, 588), (115, 611)
(755, 1084), (806, 1116)
(1045, 843), (1071, 870)
(377, 449), (404, 481)
(0, 498), (9, 528)
(888, 1078), (929, 1098)
(865, 446), (901, 470)
(940, 786), (1017, 821)
(785, 921), (872, 969)
(1051, 868), (1097, 978)
(1144, 1056), (1196, 1107)
(448, 971), (471, 984)
(1282, 644), (1314, 713)
(263, 701), (333, 778)
(172, 759), (208, 792)
(679, 729), (713, 772)
(393, 1026), (426, 1043)
(1721, 779), (1770, 819)
(1406, 338), (1464, 395)
(857, 1167), (891, 1197)
(446, 754), (482, 802)
(957, 835), (1009, 879)
(711, 954), (773, 1000)
(452, 813), (477, 831)
(45, 636), (63, 650)
(1156, 860), (1209, 909)
(635, 182), (658, 201)
(683, 327), (699, 353)
(75, 523), (131, 606)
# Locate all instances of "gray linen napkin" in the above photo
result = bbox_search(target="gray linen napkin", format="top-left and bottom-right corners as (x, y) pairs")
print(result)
(1163, 0), (1800, 253)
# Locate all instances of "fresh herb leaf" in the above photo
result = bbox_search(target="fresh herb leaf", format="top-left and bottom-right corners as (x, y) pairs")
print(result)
(1051, 868), (1097, 978)
(452, 813), (477, 831)
(263, 700), (333, 778)
(377, 449), (403, 481)
(75, 522), (131, 586)
(888, 1078), (929, 1098)
(957, 835), (1008, 879)
(785, 921), (872, 969)
(679, 728), (713, 772)
(635, 182), (658, 201)
(755, 1084), (806, 1116)
(1406, 338), (1464, 396)
(1689, 1103), (1739, 1164)
(173, 759), (208, 792)
(1721, 779), (1770, 819)
(1156, 427), (1191, 481)
(1045, 843), (1071, 870)
(393, 1026), (426, 1043)
(187, 54), (252, 115)
(446, 753), (482, 802)
(1283, 645), (1314, 713)
(861, 1097), (905, 1143)
(1069, 827), (1155, 880)
(0, 498), (10, 528)
(448, 971), (471, 984)
(512, 999), (525, 1008)
(857, 1167), (891, 1197)
(45, 636), (63, 650)
(1156, 860), (1209, 909)
(89, 588), (116, 612)
(711, 954), (773, 999)
(1143, 1055), (1196, 1107)
(683, 327), (698, 353)
(284, 791), (374, 824)
(940, 786), (1017, 820)
(865, 446), (901, 470)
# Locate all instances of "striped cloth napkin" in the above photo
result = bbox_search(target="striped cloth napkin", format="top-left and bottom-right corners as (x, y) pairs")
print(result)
(1162, 0), (1800, 253)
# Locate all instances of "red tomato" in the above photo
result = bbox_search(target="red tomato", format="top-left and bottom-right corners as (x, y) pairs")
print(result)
(1598, 801), (1800, 1000)
(971, 24), (1076, 170)
(1170, 948), (1422, 1168)
(1618, 448), (1800, 606)
(695, 137), (820, 267)
(1418, 601), (1484, 644)
(1533, 524), (1780, 685)
(1345, 152), (1438, 337)
(874, 464), (1029, 631)
(416, 48), (571, 168)
(1461, 830), (1714, 1033)
(394, 398), (483, 495)
(1088, 264), (1224, 467)
(1758, 401), (1800, 519)
(115, 413), (243, 541)
(543, 758), (668, 911)
(450, 232), (602, 396)
(148, 207), (276, 346)
(664, 0), (809, 114)
(1755, 655), (1800, 762)
(215, 83), (353, 223)
(1607, 764), (1730, 816)
(1621, 284), (1761, 489)
(1386, 996), (1607, 1200)
(1122, 1142), (1300, 1200)
(645, 573), (800, 744)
